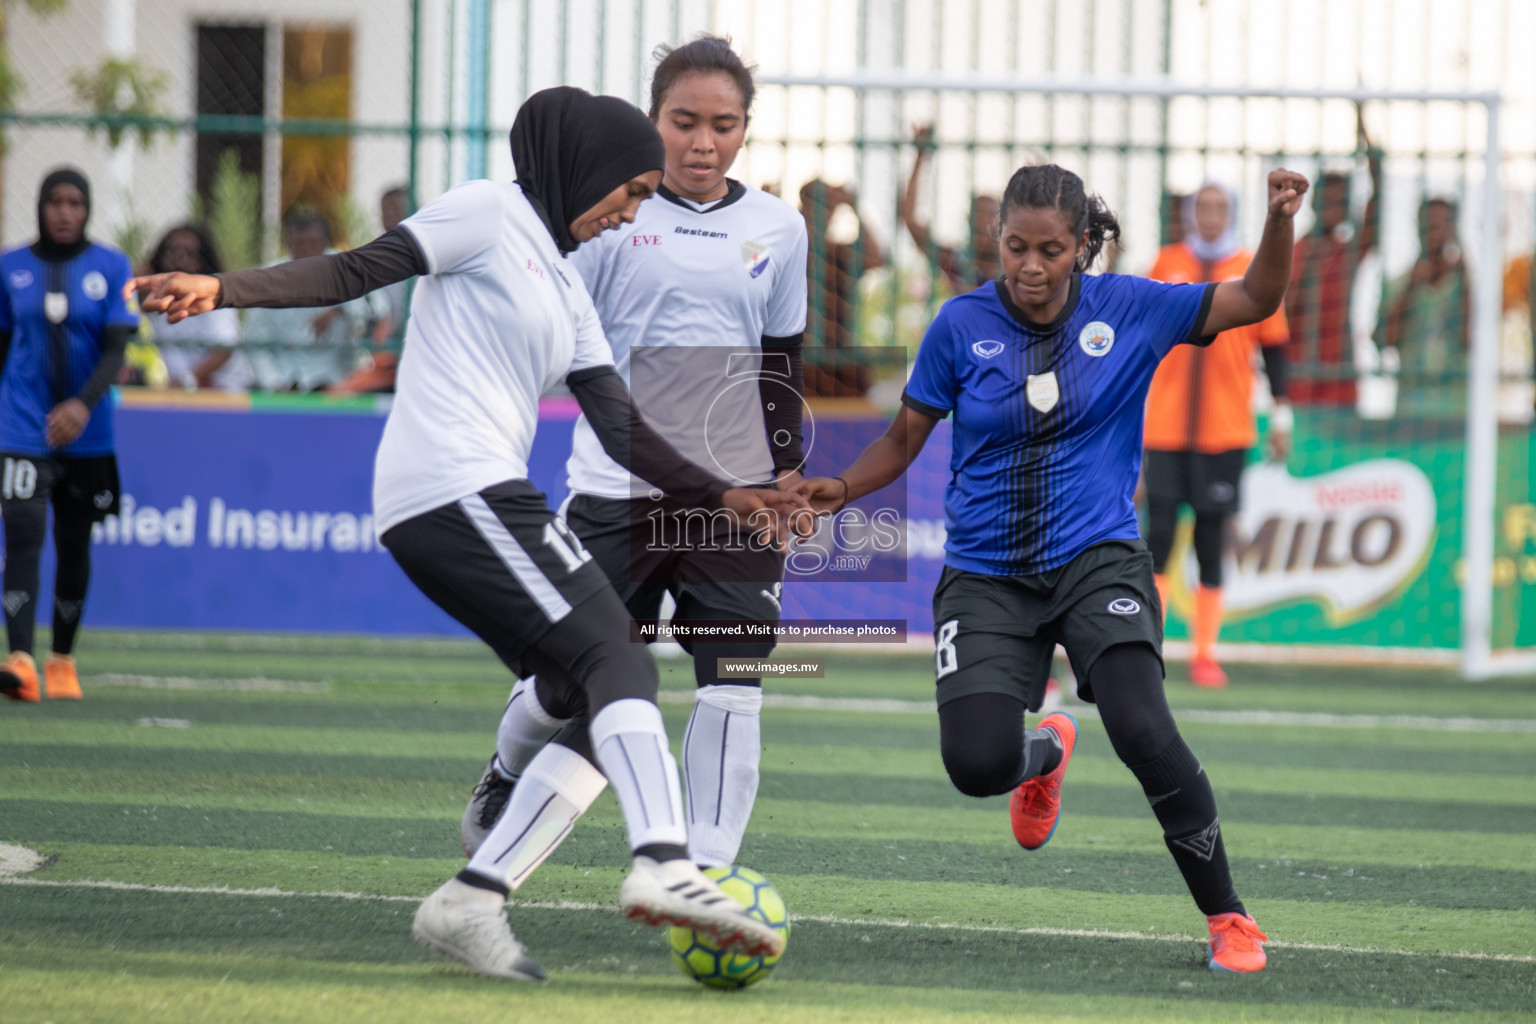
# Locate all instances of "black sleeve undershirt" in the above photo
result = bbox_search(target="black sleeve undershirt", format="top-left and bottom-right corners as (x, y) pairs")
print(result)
(566, 365), (732, 509)
(215, 227), (428, 309)
(1261, 342), (1288, 402)
(759, 333), (805, 475)
(76, 323), (131, 408)
(0, 329), (11, 380)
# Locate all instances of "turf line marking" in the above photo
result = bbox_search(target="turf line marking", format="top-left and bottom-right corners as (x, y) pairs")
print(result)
(86, 674), (330, 694)
(3, 876), (1531, 964)
(664, 690), (1536, 731)
(77, 674), (1536, 731)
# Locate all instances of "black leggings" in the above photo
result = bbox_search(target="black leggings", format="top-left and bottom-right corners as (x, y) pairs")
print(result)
(1145, 498), (1227, 589)
(939, 642), (1178, 792)
(2, 484), (95, 657)
(938, 642), (1243, 916)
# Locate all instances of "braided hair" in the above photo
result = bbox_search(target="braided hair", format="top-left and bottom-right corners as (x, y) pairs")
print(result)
(998, 164), (1121, 272)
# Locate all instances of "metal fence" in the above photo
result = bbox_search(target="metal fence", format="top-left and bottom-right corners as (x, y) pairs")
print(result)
(3, 0), (1536, 667)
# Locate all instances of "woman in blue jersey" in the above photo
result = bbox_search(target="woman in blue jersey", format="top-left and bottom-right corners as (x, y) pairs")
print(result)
(462, 36), (810, 875)
(0, 168), (137, 703)
(799, 164), (1310, 974)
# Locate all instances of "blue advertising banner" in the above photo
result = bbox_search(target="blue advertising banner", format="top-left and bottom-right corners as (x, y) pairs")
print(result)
(12, 400), (952, 639)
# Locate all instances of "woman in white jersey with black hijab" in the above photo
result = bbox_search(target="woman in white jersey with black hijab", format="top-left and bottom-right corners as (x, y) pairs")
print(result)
(460, 37), (810, 876)
(130, 87), (803, 981)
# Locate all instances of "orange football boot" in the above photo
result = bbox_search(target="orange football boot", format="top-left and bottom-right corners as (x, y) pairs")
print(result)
(1207, 912), (1268, 973)
(44, 654), (82, 699)
(1009, 712), (1077, 850)
(0, 651), (40, 702)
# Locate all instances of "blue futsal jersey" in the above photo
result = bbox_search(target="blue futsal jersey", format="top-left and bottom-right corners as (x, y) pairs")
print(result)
(0, 242), (137, 457)
(903, 274), (1215, 576)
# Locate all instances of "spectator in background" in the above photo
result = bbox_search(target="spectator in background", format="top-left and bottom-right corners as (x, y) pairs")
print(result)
(1286, 110), (1381, 406)
(244, 211), (376, 392)
(373, 185), (409, 342)
(900, 124), (1000, 295)
(143, 224), (250, 391)
(1379, 197), (1469, 412)
(330, 186), (410, 394)
(0, 168), (137, 702)
(800, 178), (886, 396)
(1160, 190), (1188, 247)
(1506, 246), (1534, 381)
(1143, 182), (1291, 689)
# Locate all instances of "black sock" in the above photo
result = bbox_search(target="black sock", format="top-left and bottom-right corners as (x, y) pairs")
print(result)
(1127, 736), (1245, 917)
(456, 869), (510, 896)
(634, 842), (688, 863)
(51, 596), (85, 656)
(1024, 727), (1063, 780)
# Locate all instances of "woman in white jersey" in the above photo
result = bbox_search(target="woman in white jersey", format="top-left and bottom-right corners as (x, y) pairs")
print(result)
(462, 37), (810, 875)
(129, 86), (803, 982)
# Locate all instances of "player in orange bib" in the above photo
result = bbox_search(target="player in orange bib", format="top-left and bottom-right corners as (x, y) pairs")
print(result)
(1143, 182), (1290, 687)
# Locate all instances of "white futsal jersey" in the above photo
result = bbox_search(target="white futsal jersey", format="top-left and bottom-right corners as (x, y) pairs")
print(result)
(374, 179), (612, 534)
(566, 182), (808, 499)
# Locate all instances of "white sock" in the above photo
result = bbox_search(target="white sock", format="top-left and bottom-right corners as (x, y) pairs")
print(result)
(683, 684), (763, 867)
(590, 698), (687, 850)
(466, 742), (607, 890)
(495, 676), (569, 780)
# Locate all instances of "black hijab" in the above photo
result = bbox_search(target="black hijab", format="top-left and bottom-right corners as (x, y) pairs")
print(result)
(32, 167), (92, 263)
(509, 87), (664, 254)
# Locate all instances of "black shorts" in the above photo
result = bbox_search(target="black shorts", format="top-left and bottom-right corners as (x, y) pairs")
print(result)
(380, 480), (612, 676)
(565, 493), (786, 631)
(0, 452), (121, 523)
(1143, 448), (1247, 516)
(931, 539), (1164, 711)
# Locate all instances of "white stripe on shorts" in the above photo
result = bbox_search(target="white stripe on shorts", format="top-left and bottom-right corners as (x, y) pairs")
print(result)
(459, 493), (573, 623)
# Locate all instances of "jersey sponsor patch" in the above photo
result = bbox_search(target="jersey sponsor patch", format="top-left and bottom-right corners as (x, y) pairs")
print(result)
(971, 339), (1004, 359)
(44, 292), (68, 324)
(1078, 320), (1115, 357)
(1107, 597), (1141, 615)
(1025, 371), (1059, 413)
(82, 271), (108, 301)
(741, 240), (770, 278)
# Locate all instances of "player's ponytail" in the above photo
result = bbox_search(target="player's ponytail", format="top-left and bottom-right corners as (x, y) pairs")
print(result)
(649, 35), (757, 120)
(999, 164), (1122, 272)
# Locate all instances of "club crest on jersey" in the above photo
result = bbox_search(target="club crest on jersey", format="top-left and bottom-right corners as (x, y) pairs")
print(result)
(1078, 320), (1114, 357)
(971, 339), (1004, 360)
(1026, 371), (1059, 413)
(82, 271), (108, 301)
(741, 240), (771, 278)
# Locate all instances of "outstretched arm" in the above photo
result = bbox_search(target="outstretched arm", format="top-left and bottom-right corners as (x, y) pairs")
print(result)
(900, 125), (938, 255)
(796, 404), (940, 514)
(567, 365), (814, 547)
(129, 227), (428, 323)
(1202, 169), (1309, 336)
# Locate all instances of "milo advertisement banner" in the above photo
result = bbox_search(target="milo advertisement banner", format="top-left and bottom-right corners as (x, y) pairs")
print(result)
(1160, 412), (1536, 652)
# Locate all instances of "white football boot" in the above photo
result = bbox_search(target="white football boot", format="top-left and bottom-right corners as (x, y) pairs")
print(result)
(412, 877), (546, 981)
(460, 756), (516, 857)
(618, 856), (784, 958)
